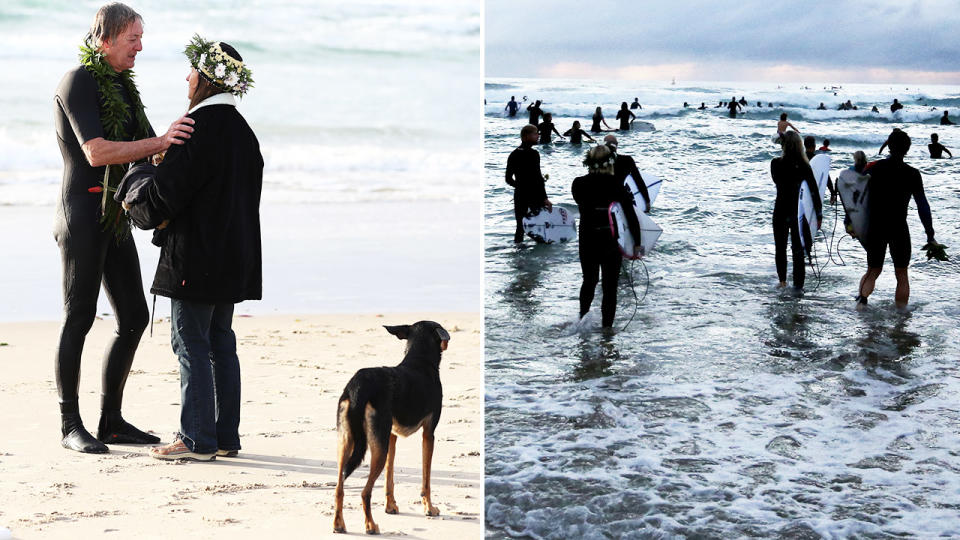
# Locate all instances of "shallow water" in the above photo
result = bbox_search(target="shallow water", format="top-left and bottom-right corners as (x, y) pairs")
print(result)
(484, 79), (960, 538)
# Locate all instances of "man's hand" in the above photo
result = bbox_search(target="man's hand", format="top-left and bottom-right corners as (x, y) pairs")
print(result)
(160, 115), (195, 150)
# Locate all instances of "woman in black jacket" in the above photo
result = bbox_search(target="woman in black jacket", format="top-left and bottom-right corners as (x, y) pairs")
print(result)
(771, 130), (821, 290)
(125, 35), (262, 461)
(572, 144), (641, 328)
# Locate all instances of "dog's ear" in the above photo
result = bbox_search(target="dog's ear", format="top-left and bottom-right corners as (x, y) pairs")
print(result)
(435, 326), (450, 351)
(384, 325), (411, 340)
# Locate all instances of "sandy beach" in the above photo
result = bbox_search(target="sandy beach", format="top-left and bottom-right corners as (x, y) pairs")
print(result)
(0, 312), (482, 539)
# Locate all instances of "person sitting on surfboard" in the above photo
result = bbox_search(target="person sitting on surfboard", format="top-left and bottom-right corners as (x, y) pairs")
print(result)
(563, 120), (595, 145)
(940, 111), (954, 125)
(890, 98), (903, 113)
(855, 129), (943, 310)
(591, 106), (612, 133)
(630, 98), (642, 110)
(571, 144), (641, 328)
(537, 113), (564, 144)
(616, 102), (636, 131)
(770, 131), (821, 290)
(817, 139), (831, 153)
(505, 124), (552, 243)
(603, 135), (651, 212)
(928, 133), (952, 158)
(776, 113), (799, 140)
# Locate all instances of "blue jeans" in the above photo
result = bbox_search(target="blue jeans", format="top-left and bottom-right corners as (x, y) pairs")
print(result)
(170, 299), (241, 454)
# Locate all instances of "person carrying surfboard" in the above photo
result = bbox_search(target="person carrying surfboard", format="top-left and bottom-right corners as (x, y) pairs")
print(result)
(572, 144), (641, 328)
(770, 131), (821, 291)
(505, 124), (552, 243)
(855, 129), (945, 310)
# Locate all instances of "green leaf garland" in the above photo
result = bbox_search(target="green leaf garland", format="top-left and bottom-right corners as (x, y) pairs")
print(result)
(78, 39), (152, 241)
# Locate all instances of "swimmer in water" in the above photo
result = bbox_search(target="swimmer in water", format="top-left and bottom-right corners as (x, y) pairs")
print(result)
(563, 120), (595, 144)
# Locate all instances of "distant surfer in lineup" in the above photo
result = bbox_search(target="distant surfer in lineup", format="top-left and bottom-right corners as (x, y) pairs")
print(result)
(527, 100), (544, 125)
(776, 113), (799, 142)
(698, 102), (707, 110)
(890, 98), (903, 113)
(817, 102), (827, 110)
(616, 102), (635, 131)
(855, 129), (944, 310)
(630, 98), (642, 110)
(591, 106), (612, 133)
(727, 97), (742, 118)
(505, 125), (552, 243)
(563, 120), (595, 144)
(928, 133), (952, 158)
(604, 135), (650, 212)
(537, 113), (564, 144)
(940, 111), (954, 125)
(817, 139), (831, 153)
(571, 144), (641, 328)
(505, 96), (520, 117)
(770, 131), (821, 291)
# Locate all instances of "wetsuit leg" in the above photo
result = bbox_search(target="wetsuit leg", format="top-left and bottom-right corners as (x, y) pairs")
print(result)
(888, 224), (911, 269)
(789, 219), (806, 289)
(55, 224), (108, 411)
(578, 241), (600, 318)
(99, 233), (149, 412)
(513, 197), (527, 243)
(210, 302), (241, 451)
(773, 210), (788, 283)
(598, 247), (622, 327)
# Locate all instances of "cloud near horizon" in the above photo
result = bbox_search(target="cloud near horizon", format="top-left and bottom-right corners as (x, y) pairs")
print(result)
(489, 0), (960, 84)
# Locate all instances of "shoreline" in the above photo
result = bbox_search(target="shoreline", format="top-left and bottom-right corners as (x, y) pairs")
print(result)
(0, 312), (482, 539)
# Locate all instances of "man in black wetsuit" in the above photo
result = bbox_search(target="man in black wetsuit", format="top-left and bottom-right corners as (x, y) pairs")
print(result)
(856, 130), (940, 310)
(890, 98), (903, 113)
(505, 96), (519, 117)
(928, 133), (952, 158)
(940, 111), (953, 125)
(603, 135), (651, 212)
(727, 97), (742, 118)
(630, 98), (642, 110)
(53, 3), (194, 453)
(505, 124), (552, 243)
(527, 100), (544, 125)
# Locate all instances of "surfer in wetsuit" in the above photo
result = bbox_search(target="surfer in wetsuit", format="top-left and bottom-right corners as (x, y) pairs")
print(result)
(53, 3), (195, 453)
(572, 144), (642, 328)
(630, 98), (642, 110)
(537, 113), (564, 144)
(770, 131), (822, 291)
(890, 98), (903, 113)
(928, 133), (952, 159)
(527, 100), (543, 125)
(727, 97), (742, 118)
(604, 135), (651, 212)
(591, 106), (612, 133)
(505, 96), (519, 117)
(616, 102), (635, 130)
(940, 111), (953, 125)
(505, 124), (552, 243)
(856, 129), (942, 310)
(563, 120), (595, 144)
(698, 102), (707, 110)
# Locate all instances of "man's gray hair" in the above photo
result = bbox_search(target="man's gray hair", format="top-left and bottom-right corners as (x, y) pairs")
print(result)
(87, 3), (142, 48)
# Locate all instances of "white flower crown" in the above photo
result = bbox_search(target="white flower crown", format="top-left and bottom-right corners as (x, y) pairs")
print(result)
(184, 34), (254, 97)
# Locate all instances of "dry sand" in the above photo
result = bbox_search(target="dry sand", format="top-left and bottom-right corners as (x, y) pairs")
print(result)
(0, 313), (482, 539)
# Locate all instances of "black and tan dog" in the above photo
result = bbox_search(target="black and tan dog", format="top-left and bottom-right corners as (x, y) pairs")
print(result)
(333, 321), (450, 535)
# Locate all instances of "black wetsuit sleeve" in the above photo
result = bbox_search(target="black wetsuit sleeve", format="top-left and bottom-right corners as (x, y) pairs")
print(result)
(563, 129), (572, 136)
(618, 183), (642, 244)
(911, 172), (935, 241)
(505, 151), (517, 188)
(625, 156), (650, 207)
(57, 68), (104, 145)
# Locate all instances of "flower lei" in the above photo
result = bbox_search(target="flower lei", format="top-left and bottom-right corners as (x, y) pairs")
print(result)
(184, 34), (253, 96)
(79, 38), (152, 241)
(583, 152), (617, 172)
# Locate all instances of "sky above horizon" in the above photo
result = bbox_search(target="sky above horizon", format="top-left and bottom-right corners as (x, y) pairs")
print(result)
(486, 0), (960, 84)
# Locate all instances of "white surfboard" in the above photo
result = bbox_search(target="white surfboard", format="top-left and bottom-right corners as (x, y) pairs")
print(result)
(522, 206), (576, 244)
(837, 168), (870, 242)
(797, 153), (831, 251)
(624, 172), (661, 212)
(633, 121), (656, 132)
(608, 202), (662, 259)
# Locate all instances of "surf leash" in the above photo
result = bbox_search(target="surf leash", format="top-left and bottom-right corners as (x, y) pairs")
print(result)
(619, 257), (650, 332)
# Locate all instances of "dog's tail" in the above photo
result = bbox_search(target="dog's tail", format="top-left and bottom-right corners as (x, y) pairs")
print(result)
(338, 384), (374, 480)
